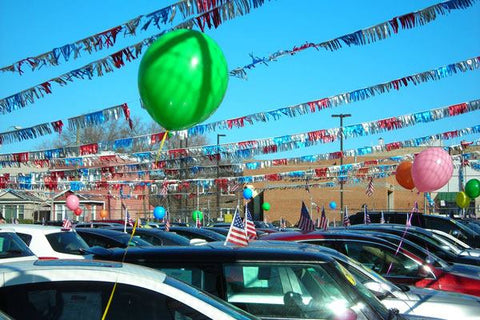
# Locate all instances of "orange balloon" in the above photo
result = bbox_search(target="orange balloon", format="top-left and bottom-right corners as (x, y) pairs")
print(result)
(99, 209), (108, 218)
(396, 161), (415, 190)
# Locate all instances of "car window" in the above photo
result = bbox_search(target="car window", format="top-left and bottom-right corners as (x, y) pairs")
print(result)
(0, 281), (212, 320)
(223, 263), (358, 319)
(0, 233), (33, 258)
(77, 232), (120, 248)
(15, 232), (33, 246)
(45, 232), (90, 255)
(342, 242), (422, 278)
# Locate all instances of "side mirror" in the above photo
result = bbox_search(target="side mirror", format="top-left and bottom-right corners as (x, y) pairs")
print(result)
(363, 281), (392, 299)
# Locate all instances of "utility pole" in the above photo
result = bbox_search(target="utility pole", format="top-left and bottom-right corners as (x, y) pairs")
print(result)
(331, 114), (351, 221)
(216, 134), (226, 219)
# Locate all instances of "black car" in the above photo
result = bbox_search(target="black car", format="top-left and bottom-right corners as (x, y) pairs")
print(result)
(106, 227), (191, 246)
(75, 228), (152, 249)
(347, 224), (480, 266)
(158, 226), (226, 242)
(91, 242), (398, 320)
(349, 212), (480, 248)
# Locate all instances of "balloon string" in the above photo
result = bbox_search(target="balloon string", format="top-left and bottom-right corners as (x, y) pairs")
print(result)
(155, 130), (169, 163)
(101, 218), (139, 319)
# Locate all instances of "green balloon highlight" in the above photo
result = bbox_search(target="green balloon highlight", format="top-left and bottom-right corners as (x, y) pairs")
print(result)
(138, 29), (229, 130)
(262, 202), (271, 211)
(465, 179), (480, 199)
(456, 191), (470, 209)
(192, 210), (203, 221)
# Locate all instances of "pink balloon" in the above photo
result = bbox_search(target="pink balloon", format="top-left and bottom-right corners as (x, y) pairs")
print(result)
(66, 194), (80, 210)
(411, 148), (453, 192)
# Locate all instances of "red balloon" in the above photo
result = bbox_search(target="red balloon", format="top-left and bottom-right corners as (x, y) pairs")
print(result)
(395, 161), (415, 190)
(73, 207), (83, 216)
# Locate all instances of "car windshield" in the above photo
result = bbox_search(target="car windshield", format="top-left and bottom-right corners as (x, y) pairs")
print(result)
(45, 231), (90, 255)
(0, 232), (34, 258)
(222, 262), (390, 319)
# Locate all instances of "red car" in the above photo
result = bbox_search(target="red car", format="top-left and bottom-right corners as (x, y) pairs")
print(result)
(262, 230), (480, 297)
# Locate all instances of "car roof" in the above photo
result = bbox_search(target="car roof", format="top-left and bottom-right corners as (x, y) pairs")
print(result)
(93, 240), (335, 264)
(0, 259), (166, 287)
(106, 227), (192, 244)
(2, 224), (72, 234)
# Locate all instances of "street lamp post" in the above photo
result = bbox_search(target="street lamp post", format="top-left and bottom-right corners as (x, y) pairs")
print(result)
(331, 114), (351, 220)
(216, 134), (226, 219)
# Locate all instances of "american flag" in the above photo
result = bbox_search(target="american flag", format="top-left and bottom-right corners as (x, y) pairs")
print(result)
(380, 211), (385, 224)
(245, 207), (257, 240)
(365, 177), (375, 197)
(343, 207), (351, 227)
(122, 202), (133, 228)
(364, 205), (371, 224)
(280, 217), (287, 229)
(229, 182), (241, 193)
(317, 206), (328, 230)
(163, 211), (170, 232)
(225, 208), (248, 246)
(62, 218), (72, 230)
(195, 212), (202, 228)
(406, 202), (418, 227)
(297, 201), (315, 233)
(160, 181), (168, 197)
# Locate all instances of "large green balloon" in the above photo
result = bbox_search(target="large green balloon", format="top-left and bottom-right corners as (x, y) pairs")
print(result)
(456, 191), (470, 209)
(192, 210), (203, 221)
(465, 179), (480, 199)
(138, 29), (229, 130)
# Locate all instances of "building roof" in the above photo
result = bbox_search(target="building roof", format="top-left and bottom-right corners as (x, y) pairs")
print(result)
(0, 189), (46, 202)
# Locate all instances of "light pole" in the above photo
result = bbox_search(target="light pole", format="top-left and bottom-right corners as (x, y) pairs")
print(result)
(216, 134), (226, 218)
(332, 114), (351, 220)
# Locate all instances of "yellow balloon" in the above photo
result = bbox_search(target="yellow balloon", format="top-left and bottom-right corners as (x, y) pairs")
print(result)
(456, 191), (470, 209)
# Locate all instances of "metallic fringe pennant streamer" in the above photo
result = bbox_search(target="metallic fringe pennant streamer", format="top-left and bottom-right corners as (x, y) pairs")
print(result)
(0, 0), (271, 113)
(0, 104), (129, 145)
(1, 0), (271, 74)
(229, 0), (478, 79)
(188, 57), (480, 137)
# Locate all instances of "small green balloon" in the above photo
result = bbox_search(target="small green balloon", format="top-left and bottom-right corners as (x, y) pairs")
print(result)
(465, 179), (480, 199)
(456, 191), (470, 209)
(138, 29), (229, 130)
(192, 210), (203, 221)
(262, 202), (271, 211)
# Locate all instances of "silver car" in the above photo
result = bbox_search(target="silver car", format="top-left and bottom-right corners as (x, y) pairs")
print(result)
(324, 246), (480, 320)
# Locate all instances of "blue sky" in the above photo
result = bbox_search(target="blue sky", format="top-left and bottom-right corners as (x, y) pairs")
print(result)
(0, 0), (479, 160)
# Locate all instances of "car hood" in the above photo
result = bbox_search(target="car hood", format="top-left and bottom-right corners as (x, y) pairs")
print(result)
(383, 286), (480, 320)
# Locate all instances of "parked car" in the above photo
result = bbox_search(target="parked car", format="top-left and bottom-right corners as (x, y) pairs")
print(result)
(75, 228), (152, 249)
(75, 222), (124, 228)
(320, 245), (480, 320)
(428, 229), (480, 257)
(106, 227), (193, 246)
(250, 240), (480, 320)
(346, 224), (480, 266)
(0, 259), (259, 320)
(0, 228), (37, 263)
(204, 226), (266, 238)
(5, 224), (90, 259)
(158, 226), (226, 242)
(262, 230), (480, 297)
(92, 242), (415, 320)
(348, 212), (480, 248)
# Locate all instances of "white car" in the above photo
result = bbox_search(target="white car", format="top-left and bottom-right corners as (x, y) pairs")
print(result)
(0, 228), (36, 263)
(4, 224), (90, 259)
(0, 260), (258, 320)
(429, 229), (480, 257)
